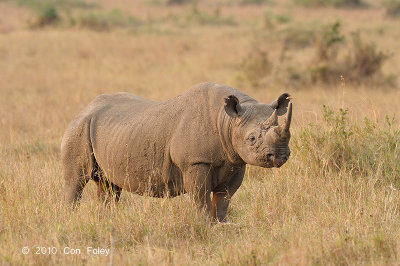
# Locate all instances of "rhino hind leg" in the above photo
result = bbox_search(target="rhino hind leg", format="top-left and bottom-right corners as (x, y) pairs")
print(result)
(63, 163), (91, 206)
(62, 118), (98, 206)
(62, 146), (92, 206)
(93, 168), (122, 205)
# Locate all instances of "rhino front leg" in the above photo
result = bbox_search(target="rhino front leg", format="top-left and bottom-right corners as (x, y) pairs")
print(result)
(211, 192), (229, 222)
(211, 166), (245, 223)
(183, 164), (213, 214)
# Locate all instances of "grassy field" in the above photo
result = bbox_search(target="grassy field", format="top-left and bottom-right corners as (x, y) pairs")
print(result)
(1, 0), (400, 264)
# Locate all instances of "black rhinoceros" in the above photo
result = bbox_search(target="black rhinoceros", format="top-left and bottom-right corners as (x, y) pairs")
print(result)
(61, 83), (292, 222)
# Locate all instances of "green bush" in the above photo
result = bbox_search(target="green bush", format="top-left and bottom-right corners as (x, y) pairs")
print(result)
(306, 22), (345, 84)
(343, 33), (390, 82)
(296, 105), (400, 187)
(17, 0), (99, 28)
(383, 0), (400, 17)
(293, 0), (363, 7)
(36, 3), (60, 26)
(182, 4), (237, 26)
(241, 0), (272, 5)
(276, 24), (317, 48)
(241, 47), (272, 87)
(17, 0), (98, 10)
(308, 27), (392, 86)
(78, 9), (141, 31)
(314, 21), (345, 62)
(264, 11), (290, 30)
(166, 0), (195, 5)
(245, 20), (394, 88)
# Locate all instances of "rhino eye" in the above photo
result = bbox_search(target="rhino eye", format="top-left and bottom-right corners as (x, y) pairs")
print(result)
(247, 135), (256, 144)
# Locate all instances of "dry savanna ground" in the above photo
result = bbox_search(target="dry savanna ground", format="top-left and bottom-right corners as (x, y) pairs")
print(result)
(1, 0), (400, 264)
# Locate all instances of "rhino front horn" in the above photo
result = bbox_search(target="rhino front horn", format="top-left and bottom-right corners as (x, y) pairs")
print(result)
(282, 102), (292, 132)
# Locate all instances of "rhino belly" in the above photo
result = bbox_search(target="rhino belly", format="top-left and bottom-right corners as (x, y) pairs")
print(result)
(99, 155), (184, 197)
(92, 127), (184, 197)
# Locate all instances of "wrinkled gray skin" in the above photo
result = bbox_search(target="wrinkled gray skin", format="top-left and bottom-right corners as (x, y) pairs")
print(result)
(61, 83), (292, 222)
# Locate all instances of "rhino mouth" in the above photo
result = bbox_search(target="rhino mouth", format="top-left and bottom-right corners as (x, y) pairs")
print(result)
(259, 158), (274, 168)
(260, 154), (288, 168)
(265, 162), (275, 168)
(273, 161), (284, 168)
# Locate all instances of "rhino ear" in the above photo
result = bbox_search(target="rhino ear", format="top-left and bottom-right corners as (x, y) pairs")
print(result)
(270, 93), (291, 116)
(224, 95), (244, 117)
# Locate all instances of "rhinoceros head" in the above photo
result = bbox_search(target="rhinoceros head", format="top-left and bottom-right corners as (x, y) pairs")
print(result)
(224, 93), (292, 168)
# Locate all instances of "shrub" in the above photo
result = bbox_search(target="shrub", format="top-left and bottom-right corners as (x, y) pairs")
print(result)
(383, 0), (400, 16)
(18, 0), (99, 28)
(66, 0), (99, 9)
(241, 0), (272, 5)
(243, 22), (394, 88)
(78, 9), (140, 31)
(308, 63), (339, 84)
(166, 0), (195, 5)
(263, 11), (291, 30)
(296, 105), (400, 187)
(306, 22), (345, 84)
(31, 3), (60, 27)
(308, 27), (392, 86)
(342, 32), (390, 84)
(314, 21), (345, 62)
(241, 47), (272, 87)
(276, 24), (317, 48)
(183, 4), (236, 26)
(293, 0), (363, 7)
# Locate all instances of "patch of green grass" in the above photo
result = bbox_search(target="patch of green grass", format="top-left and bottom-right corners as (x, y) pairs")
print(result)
(181, 4), (237, 26)
(264, 11), (291, 29)
(166, 0), (196, 5)
(13, 0), (99, 27)
(77, 9), (141, 31)
(293, 0), (364, 7)
(240, 0), (273, 5)
(15, 0), (98, 10)
(296, 105), (400, 187)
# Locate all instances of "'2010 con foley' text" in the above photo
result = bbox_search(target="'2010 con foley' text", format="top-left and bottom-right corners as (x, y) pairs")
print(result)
(23, 246), (110, 256)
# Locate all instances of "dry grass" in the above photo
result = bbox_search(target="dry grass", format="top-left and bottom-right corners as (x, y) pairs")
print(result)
(1, 0), (400, 265)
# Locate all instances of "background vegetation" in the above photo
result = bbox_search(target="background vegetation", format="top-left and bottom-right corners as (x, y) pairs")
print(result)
(1, 0), (400, 264)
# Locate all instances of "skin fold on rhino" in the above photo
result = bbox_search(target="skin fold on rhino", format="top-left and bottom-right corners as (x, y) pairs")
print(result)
(61, 82), (292, 222)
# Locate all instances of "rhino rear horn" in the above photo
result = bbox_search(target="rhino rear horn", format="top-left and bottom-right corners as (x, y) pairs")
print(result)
(262, 109), (278, 129)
